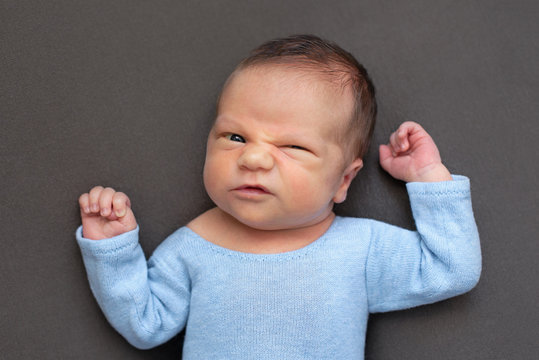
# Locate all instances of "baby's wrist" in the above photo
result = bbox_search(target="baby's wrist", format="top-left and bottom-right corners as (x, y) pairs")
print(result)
(409, 164), (452, 183)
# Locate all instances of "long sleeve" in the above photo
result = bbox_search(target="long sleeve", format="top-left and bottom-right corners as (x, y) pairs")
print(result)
(366, 175), (481, 313)
(75, 226), (191, 349)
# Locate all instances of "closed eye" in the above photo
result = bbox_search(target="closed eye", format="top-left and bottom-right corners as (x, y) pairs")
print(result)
(288, 145), (308, 151)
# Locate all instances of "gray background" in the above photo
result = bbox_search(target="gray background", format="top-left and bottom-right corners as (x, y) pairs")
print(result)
(1, 0), (538, 359)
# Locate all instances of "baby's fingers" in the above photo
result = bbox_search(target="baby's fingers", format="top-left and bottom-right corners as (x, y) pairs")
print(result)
(389, 128), (409, 154)
(98, 187), (116, 217)
(81, 186), (131, 219)
(379, 144), (394, 166)
(88, 186), (105, 213)
(79, 193), (91, 215)
(112, 192), (131, 218)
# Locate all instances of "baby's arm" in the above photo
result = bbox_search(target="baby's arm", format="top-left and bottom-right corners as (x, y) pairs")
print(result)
(379, 121), (452, 182)
(76, 187), (190, 349)
(366, 122), (481, 312)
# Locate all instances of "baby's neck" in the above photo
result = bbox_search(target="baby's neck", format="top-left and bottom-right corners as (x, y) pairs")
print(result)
(187, 208), (335, 254)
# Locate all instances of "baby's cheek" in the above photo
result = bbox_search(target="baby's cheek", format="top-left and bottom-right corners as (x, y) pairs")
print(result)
(287, 171), (321, 207)
(203, 159), (226, 196)
(202, 163), (214, 191)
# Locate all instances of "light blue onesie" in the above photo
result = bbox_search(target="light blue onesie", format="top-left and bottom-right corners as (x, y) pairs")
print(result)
(76, 176), (481, 359)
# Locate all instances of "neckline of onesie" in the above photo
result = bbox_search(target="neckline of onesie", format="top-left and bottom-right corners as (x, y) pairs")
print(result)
(181, 216), (344, 262)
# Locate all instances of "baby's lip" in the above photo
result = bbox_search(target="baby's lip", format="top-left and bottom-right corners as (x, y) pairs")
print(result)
(233, 184), (272, 194)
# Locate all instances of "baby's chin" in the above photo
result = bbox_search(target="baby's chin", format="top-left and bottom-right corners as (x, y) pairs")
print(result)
(225, 208), (334, 233)
(229, 213), (293, 232)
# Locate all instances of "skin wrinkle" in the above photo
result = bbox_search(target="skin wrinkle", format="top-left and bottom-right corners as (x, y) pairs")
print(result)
(241, 55), (372, 156)
(218, 63), (360, 165)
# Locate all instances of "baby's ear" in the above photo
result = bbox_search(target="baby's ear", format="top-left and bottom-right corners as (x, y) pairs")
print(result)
(333, 158), (363, 204)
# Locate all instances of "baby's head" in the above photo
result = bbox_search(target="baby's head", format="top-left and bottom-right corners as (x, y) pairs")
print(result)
(203, 35), (377, 230)
(219, 34), (377, 162)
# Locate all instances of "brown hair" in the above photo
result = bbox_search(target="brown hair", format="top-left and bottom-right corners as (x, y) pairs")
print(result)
(220, 34), (377, 159)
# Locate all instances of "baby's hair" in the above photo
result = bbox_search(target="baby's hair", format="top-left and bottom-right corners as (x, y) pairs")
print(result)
(220, 34), (377, 159)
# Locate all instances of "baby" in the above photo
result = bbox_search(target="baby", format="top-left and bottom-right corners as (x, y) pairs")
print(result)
(76, 35), (481, 359)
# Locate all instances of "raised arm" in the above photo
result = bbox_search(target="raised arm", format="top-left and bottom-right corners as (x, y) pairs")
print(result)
(366, 122), (481, 313)
(365, 176), (481, 312)
(76, 187), (190, 349)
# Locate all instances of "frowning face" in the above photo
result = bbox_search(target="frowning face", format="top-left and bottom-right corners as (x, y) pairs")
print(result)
(203, 65), (362, 230)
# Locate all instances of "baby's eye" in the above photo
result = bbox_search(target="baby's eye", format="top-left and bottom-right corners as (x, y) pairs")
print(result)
(287, 145), (308, 151)
(226, 134), (245, 143)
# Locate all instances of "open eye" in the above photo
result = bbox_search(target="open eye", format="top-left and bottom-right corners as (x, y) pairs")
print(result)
(226, 134), (245, 143)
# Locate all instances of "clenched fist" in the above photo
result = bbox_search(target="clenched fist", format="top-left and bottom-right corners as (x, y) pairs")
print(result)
(78, 186), (137, 240)
(379, 121), (453, 183)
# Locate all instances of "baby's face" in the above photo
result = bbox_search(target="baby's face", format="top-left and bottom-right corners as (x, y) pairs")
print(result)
(203, 65), (360, 230)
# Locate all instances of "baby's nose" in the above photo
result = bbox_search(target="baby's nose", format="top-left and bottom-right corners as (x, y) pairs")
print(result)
(237, 144), (274, 171)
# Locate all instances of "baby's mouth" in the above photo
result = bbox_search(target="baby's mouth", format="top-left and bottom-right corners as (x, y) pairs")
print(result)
(233, 184), (271, 195)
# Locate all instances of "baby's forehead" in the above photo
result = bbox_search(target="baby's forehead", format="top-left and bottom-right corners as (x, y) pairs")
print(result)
(225, 64), (355, 116)
(224, 63), (354, 119)
(240, 63), (349, 92)
(229, 64), (351, 109)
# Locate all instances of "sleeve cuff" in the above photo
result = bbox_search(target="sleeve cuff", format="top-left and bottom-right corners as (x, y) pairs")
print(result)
(406, 174), (470, 196)
(75, 225), (140, 257)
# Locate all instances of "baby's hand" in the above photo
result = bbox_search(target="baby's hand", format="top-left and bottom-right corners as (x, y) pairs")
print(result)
(379, 121), (452, 182)
(78, 186), (137, 240)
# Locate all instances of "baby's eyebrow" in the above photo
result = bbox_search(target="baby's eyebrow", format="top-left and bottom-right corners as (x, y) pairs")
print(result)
(278, 133), (310, 143)
(214, 115), (241, 128)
